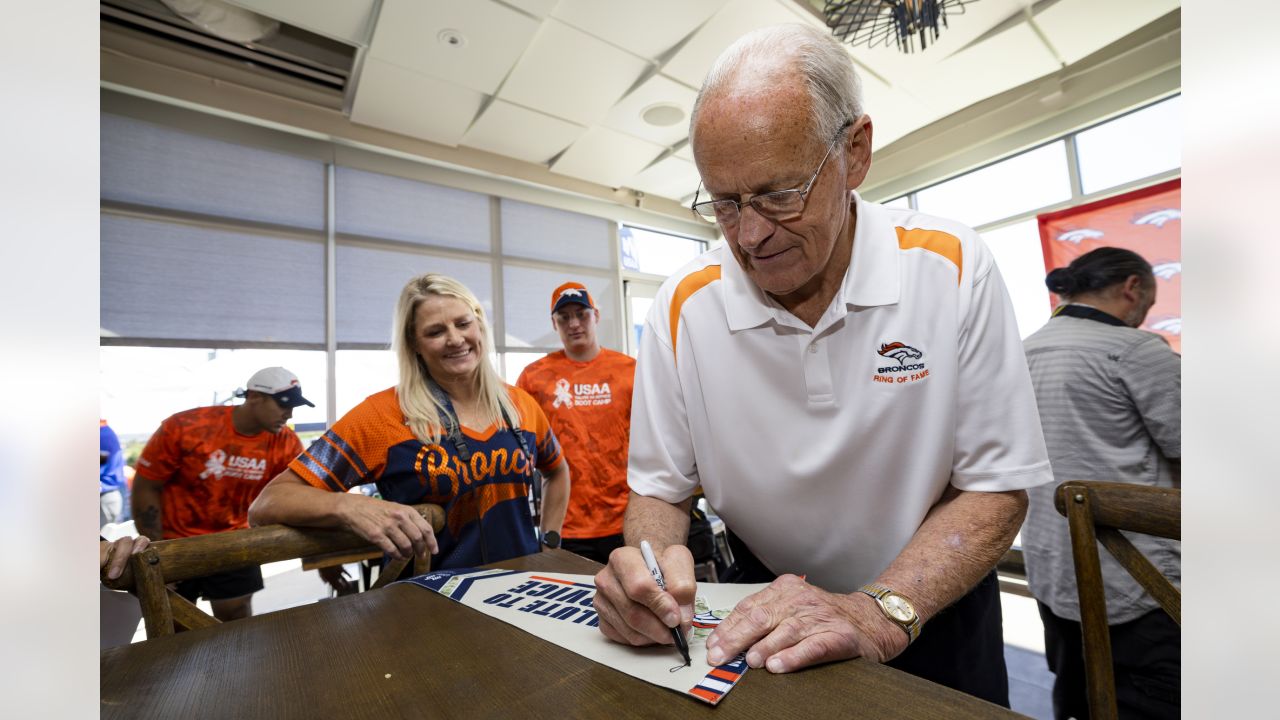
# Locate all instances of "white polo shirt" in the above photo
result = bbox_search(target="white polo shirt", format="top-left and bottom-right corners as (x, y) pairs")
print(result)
(628, 192), (1052, 593)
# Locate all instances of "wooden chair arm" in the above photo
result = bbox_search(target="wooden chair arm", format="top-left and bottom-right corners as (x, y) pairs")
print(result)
(101, 503), (445, 591)
(1054, 481), (1180, 540)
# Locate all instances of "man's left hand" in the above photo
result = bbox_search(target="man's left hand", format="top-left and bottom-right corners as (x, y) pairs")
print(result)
(705, 574), (908, 673)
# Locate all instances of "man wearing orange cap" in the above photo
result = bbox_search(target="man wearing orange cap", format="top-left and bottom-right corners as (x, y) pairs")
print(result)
(517, 282), (636, 563)
(132, 366), (309, 621)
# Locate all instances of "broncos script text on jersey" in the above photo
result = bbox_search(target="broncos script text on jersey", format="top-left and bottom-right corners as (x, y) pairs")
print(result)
(290, 386), (563, 568)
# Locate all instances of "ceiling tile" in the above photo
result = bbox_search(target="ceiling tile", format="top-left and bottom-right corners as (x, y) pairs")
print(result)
(897, 23), (1059, 122)
(462, 100), (585, 165)
(625, 155), (703, 201)
(368, 0), (539, 95)
(350, 57), (484, 146)
(675, 143), (695, 162)
(843, 0), (1024, 88)
(499, 19), (652, 126)
(660, 0), (820, 88)
(602, 73), (698, 147)
(501, 0), (561, 18)
(226, 0), (378, 44)
(550, 126), (665, 188)
(1035, 0), (1180, 65)
(551, 0), (729, 61)
(857, 70), (933, 149)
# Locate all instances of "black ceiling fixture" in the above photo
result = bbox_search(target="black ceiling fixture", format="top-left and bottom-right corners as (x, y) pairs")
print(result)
(822, 0), (978, 54)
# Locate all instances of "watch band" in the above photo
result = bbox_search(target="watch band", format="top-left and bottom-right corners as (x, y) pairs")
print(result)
(857, 583), (921, 644)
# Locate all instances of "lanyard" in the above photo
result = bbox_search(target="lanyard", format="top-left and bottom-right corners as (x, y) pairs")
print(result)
(1052, 304), (1127, 328)
(425, 380), (533, 472)
(424, 380), (537, 566)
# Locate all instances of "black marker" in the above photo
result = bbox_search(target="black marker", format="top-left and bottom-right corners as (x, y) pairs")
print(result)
(640, 539), (691, 667)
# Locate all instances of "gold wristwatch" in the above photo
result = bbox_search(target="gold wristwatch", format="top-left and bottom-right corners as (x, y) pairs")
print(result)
(857, 583), (921, 644)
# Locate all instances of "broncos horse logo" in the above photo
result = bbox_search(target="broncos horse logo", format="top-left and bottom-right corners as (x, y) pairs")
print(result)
(1134, 208), (1180, 228)
(1152, 261), (1181, 280)
(1057, 228), (1104, 244)
(878, 342), (923, 366)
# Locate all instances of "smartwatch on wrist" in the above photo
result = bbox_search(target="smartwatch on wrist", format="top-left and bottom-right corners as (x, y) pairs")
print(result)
(540, 530), (561, 549)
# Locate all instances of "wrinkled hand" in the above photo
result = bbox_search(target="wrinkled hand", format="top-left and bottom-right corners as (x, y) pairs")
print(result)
(99, 535), (150, 580)
(593, 544), (695, 647)
(318, 565), (354, 593)
(705, 574), (907, 673)
(337, 494), (438, 561)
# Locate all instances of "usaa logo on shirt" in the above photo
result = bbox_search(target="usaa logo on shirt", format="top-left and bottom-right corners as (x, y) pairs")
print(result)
(551, 377), (613, 408)
(872, 342), (930, 385)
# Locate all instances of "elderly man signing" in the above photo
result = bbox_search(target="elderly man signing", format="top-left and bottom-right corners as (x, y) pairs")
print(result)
(592, 24), (1052, 705)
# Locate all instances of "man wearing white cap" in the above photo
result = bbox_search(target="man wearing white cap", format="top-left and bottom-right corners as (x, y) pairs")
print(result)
(131, 367), (310, 621)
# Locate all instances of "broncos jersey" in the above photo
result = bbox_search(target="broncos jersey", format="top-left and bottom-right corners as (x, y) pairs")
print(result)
(290, 385), (564, 568)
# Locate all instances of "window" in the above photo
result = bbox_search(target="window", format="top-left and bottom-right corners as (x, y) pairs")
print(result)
(335, 244), (493, 346)
(980, 220), (1052, 338)
(101, 114), (325, 229)
(501, 200), (614, 269)
(101, 215), (326, 345)
(502, 265), (618, 350)
(915, 141), (1072, 229)
(882, 196), (911, 210)
(620, 225), (705, 275)
(335, 167), (491, 251)
(335, 350), (399, 418)
(100, 347), (329, 440)
(501, 351), (546, 384)
(1075, 96), (1181, 195)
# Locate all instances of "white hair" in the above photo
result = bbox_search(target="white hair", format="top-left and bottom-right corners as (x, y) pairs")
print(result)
(391, 273), (518, 444)
(689, 23), (863, 146)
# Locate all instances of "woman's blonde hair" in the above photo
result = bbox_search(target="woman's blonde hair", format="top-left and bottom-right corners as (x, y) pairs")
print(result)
(391, 273), (518, 444)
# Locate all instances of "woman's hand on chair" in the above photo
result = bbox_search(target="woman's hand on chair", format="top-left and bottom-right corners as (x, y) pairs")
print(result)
(337, 494), (439, 560)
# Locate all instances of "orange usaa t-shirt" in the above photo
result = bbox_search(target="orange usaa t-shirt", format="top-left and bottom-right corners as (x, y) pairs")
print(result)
(135, 406), (304, 539)
(517, 348), (635, 539)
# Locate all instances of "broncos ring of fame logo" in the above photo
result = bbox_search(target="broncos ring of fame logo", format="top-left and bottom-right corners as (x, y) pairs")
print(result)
(873, 342), (929, 385)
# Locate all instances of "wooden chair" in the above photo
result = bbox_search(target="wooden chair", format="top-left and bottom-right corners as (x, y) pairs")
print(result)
(1055, 481), (1180, 720)
(101, 504), (444, 639)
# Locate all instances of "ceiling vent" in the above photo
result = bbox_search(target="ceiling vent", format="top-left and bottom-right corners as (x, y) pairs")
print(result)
(101, 0), (357, 102)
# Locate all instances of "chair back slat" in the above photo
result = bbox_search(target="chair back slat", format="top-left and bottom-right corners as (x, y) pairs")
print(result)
(1095, 528), (1181, 624)
(1055, 480), (1180, 720)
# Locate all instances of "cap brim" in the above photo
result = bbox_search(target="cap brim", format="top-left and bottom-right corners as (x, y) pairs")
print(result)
(273, 387), (315, 408)
(552, 297), (595, 314)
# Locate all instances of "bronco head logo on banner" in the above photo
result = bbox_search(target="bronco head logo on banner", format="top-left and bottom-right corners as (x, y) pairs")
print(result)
(1037, 178), (1181, 353)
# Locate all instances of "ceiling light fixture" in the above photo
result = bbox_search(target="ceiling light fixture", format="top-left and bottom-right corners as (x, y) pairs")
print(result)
(641, 103), (685, 128)
(821, 0), (977, 54)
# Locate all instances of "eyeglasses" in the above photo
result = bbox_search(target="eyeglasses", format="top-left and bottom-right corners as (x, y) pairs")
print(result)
(690, 120), (853, 226)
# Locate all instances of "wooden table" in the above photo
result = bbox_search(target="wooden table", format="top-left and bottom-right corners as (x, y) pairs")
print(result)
(101, 550), (1025, 719)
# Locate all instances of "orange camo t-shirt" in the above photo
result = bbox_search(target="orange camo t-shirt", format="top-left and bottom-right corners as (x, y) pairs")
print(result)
(135, 406), (304, 539)
(517, 348), (635, 539)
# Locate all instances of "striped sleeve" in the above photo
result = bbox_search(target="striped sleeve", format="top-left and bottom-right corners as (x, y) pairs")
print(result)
(289, 394), (391, 492)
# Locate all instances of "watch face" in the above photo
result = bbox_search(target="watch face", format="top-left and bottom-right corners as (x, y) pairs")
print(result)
(883, 593), (915, 622)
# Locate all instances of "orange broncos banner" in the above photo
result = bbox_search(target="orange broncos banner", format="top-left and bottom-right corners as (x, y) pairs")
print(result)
(1037, 178), (1181, 353)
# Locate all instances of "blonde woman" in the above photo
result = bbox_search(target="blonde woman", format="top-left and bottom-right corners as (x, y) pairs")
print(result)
(250, 274), (570, 570)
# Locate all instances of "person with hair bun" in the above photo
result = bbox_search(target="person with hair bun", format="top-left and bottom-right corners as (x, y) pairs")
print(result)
(250, 273), (570, 572)
(1023, 246), (1181, 719)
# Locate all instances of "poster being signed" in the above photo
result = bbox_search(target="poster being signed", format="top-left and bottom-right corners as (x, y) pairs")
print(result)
(399, 569), (768, 705)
